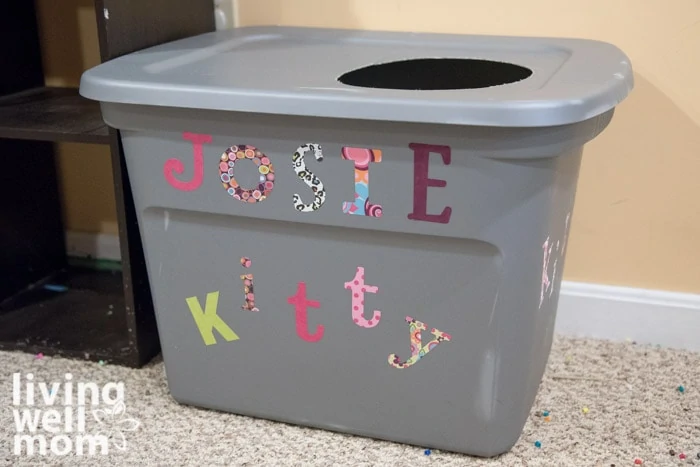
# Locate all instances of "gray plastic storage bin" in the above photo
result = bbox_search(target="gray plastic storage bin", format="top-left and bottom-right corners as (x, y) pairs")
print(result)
(79, 26), (633, 456)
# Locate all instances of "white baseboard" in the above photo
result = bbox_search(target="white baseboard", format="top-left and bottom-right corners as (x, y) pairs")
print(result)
(556, 281), (700, 352)
(63, 231), (700, 352)
(65, 231), (121, 262)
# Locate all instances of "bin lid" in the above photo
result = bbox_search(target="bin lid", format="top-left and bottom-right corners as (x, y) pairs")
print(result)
(79, 26), (634, 127)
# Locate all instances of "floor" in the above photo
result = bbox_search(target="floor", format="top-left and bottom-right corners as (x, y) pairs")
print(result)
(1, 336), (698, 466)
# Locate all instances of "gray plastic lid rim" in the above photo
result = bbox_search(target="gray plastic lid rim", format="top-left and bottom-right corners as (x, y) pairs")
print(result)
(79, 25), (634, 128)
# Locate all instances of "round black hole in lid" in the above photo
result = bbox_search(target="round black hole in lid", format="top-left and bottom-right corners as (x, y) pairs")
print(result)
(337, 58), (532, 90)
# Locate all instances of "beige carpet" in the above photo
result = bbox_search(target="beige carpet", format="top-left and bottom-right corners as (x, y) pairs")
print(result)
(1, 336), (698, 466)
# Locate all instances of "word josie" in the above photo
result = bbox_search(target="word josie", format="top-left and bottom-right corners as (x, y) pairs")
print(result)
(164, 134), (453, 224)
(186, 261), (453, 369)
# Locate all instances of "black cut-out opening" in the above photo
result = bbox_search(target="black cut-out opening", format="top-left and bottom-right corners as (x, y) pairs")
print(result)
(337, 58), (532, 90)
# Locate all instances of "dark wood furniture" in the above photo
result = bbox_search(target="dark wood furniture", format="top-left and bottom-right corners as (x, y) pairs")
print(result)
(0, 1), (215, 367)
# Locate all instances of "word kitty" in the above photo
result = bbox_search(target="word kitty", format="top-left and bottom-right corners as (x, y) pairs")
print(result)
(185, 259), (453, 370)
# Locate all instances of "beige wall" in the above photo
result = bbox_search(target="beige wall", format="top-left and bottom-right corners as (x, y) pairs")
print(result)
(35, 0), (118, 235)
(37, 0), (700, 292)
(236, 0), (700, 293)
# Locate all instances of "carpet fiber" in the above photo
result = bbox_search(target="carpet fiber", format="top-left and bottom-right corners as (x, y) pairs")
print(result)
(1, 336), (698, 466)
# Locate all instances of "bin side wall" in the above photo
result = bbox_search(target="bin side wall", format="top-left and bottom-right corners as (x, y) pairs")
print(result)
(112, 104), (586, 456)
